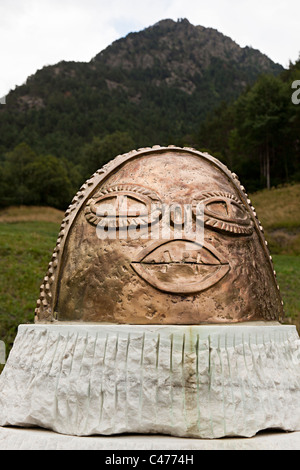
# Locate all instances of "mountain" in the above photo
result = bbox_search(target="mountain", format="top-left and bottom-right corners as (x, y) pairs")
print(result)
(0, 18), (283, 164)
(95, 18), (282, 93)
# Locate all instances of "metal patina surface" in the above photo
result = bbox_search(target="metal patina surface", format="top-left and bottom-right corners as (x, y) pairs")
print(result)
(35, 146), (284, 324)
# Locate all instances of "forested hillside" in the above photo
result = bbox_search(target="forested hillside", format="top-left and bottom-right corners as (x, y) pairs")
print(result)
(197, 60), (300, 193)
(1, 18), (298, 210)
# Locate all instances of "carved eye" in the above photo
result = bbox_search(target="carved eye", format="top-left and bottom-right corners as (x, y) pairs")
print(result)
(85, 184), (162, 229)
(193, 192), (253, 235)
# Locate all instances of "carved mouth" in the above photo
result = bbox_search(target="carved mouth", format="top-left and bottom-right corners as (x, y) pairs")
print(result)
(131, 240), (230, 294)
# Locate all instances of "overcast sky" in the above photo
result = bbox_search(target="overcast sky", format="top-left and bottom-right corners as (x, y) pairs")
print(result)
(1, 0), (300, 98)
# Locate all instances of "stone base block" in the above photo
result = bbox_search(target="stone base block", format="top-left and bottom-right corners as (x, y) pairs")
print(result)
(0, 323), (300, 439)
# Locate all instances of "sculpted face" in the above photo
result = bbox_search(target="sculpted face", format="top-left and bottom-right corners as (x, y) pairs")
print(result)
(35, 147), (284, 324)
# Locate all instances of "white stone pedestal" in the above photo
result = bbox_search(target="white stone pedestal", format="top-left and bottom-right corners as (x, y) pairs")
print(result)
(0, 323), (300, 439)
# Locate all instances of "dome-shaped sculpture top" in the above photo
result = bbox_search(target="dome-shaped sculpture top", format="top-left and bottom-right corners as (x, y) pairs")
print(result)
(35, 146), (284, 324)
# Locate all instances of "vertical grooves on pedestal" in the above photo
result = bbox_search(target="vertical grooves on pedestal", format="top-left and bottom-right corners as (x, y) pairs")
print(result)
(195, 334), (201, 432)
(25, 328), (35, 370)
(181, 333), (187, 429)
(156, 334), (160, 369)
(54, 333), (68, 421)
(207, 334), (214, 437)
(155, 333), (160, 426)
(284, 329), (295, 381)
(125, 333), (130, 428)
(281, 329), (296, 419)
(242, 332), (253, 435)
(224, 331), (236, 435)
(99, 333), (108, 423)
(74, 332), (89, 430)
(169, 333), (174, 426)
(139, 332), (145, 423)
(245, 332), (260, 433)
(260, 330), (274, 424)
(68, 333), (79, 374)
(34, 329), (51, 377)
(83, 332), (98, 434)
(217, 334), (226, 436)
(234, 331), (247, 433)
(65, 332), (79, 429)
(249, 331), (266, 424)
(266, 330), (285, 424)
(113, 334), (119, 432)
(28, 329), (41, 369)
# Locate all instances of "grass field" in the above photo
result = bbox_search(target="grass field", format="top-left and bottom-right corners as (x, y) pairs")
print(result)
(0, 188), (299, 367)
(0, 220), (60, 359)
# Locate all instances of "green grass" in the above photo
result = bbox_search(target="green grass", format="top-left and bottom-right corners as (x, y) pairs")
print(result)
(0, 221), (59, 362)
(273, 254), (300, 329)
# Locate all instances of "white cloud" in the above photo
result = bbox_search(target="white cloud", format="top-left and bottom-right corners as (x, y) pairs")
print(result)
(0, 0), (300, 97)
(0, 0), (119, 96)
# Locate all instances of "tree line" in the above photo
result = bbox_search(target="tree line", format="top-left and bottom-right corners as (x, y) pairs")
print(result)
(0, 131), (135, 209)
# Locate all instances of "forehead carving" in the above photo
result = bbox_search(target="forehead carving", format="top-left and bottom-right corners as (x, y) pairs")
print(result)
(35, 146), (284, 325)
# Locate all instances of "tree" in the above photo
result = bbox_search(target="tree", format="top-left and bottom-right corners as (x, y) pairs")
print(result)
(233, 75), (291, 189)
(81, 131), (135, 176)
(196, 101), (236, 168)
(0, 143), (75, 209)
(25, 155), (73, 208)
(2, 143), (37, 205)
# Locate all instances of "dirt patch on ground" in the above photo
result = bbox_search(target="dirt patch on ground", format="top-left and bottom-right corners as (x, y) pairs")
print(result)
(266, 228), (300, 255)
(0, 206), (64, 224)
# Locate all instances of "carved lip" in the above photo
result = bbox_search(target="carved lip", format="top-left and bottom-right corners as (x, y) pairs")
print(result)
(131, 239), (230, 294)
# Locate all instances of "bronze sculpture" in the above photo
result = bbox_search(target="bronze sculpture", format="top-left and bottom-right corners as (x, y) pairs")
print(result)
(35, 146), (284, 325)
